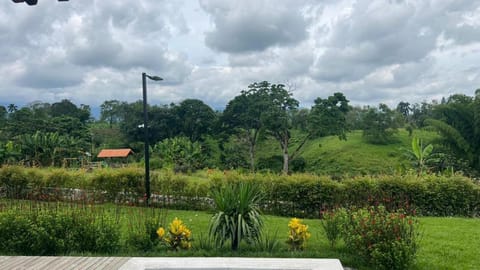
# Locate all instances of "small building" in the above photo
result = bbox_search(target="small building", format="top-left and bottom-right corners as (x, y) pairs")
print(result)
(97, 148), (134, 167)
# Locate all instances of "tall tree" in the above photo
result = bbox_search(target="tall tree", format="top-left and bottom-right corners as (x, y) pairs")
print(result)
(173, 99), (216, 141)
(308, 92), (350, 139)
(51, 99), (91, 123)
(7, 104), (17, 113)
(261, 83), (299, 174)
(222, 81), (271, 172)
(396, 101), (411, 119)
(100, 100), (122, 128)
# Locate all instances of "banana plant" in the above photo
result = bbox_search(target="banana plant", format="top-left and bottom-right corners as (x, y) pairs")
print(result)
(405, 136), (433, 174)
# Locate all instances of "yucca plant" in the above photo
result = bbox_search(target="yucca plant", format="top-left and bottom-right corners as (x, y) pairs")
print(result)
(209, 181), (264, 251)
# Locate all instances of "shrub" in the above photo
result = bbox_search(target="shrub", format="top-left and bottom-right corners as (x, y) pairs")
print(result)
(0, 204), (121, 255)
(157, 217), (193, 250)
(341, 205), (419, 270)
(257, 155), (283, 173)
(125, 207), (165, 252)
(90, 168), (143, 203)
(0, 211), (37, 255)
(290, 157), (307, 173)
(209, 182), (264, 251)
(0, 166), (29, 198)
(286, 218), (311, 251)
(321, 208), (344, 248)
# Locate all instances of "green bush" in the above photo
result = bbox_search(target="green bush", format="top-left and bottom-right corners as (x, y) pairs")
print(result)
(90, 168), (144, 202)
(0, 211), (37, 254)
(257, 155), (283, 173)
(1, 166), (479, 217)
(341, 205), (419, 270)
(0, 205), (121, 255)
(0, 166), (30, 198)
(290, 157), (307, 173)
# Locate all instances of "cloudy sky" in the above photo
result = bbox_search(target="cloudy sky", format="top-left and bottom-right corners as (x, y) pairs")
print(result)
(1, 0), (480, 111)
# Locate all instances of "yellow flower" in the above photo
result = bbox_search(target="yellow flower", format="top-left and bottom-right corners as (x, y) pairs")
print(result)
(157, 227), (165, 238)
(170, 217), (183, 235)
(288, 218), (301, 228)
(183, 228), (192, 239)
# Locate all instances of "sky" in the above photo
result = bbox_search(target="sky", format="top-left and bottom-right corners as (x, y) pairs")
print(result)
(1, 0), (480, 111)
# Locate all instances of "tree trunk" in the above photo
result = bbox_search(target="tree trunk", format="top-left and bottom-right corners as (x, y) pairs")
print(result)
(249, 142), (255, 173)
(283, 151), (289, 174)
(282, 135), (289, 174)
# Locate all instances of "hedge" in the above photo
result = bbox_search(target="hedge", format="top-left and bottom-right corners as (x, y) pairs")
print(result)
(1, 166), (479, 217)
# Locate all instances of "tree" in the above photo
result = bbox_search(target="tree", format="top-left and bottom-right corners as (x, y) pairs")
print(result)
(51, 99), (91, 123)
(346, 106), (368, 131)
(7, 104), (17, 113)
(424, 93), (480, 174)
(100, 100), (122, 128)
(396, 101), (411, 119)
(221, 82), (271, 172)
(173, 99), (216, 141)
(16, 131), (84, 167)
(308, 92), (350, 139)
(153, 136), (204, 173)
(261, 83), (299, 174)
(362, 103), (402, 144)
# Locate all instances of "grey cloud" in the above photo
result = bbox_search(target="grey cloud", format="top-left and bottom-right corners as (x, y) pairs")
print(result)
(201, 0), (308, 53)
(15, 61), (84, 89)
(312, 0), (439, 82)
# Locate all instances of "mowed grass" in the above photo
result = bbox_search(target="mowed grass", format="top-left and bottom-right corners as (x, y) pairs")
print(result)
(414, 217), (480, 270)
(161, 209), (480, 270)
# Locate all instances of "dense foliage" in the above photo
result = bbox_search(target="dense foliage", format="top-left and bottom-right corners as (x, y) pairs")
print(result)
(1, 84), (480, 175)
(1, 167), (478, 218)
(340, 206), (419, 270)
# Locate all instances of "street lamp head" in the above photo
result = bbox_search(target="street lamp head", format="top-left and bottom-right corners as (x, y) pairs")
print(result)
(146, 75), (163, 81)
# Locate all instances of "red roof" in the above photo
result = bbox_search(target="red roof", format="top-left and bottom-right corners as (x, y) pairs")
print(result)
(97, 148), (133, 158)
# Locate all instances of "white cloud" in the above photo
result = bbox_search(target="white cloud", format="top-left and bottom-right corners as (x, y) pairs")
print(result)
(0, 0), (479, 112)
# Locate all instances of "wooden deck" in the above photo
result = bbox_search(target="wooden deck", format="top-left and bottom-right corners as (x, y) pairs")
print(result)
(0, 256), (130, 270)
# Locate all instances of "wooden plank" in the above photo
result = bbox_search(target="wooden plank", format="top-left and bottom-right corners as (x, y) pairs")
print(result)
(90, 257), (112, 269)
(0, 256), (131, 270)
(103, 257), (131, 270)
(51, 256), (85, 270)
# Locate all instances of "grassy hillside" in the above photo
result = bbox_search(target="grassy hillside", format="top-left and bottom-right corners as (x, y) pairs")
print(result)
(256, 129), (438, 175)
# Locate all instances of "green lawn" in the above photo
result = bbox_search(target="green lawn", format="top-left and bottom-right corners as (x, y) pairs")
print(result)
(160, 209), (479, 270)
(1, 201), (478, 269)
(414, 217), (480, 270)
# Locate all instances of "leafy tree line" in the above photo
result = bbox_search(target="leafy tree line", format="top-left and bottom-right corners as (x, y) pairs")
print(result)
(0, 100), (91, 166)
(1, 83), (479, 176)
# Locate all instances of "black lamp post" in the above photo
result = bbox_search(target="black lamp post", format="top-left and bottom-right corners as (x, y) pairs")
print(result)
(142, 72), (163, 205)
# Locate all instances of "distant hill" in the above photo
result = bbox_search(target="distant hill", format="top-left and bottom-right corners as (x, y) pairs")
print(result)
(256, 129), (438, 176)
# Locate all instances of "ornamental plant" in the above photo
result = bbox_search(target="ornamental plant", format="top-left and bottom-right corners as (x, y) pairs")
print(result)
(157, 217), (192, 250)
(209, 182), (264, 251)
(341, 205), (419, 270)
(286, 218), (311, 250)
(321, 208), (345, 248)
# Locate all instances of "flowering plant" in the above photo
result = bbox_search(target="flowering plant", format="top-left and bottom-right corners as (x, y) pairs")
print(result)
(341, 205), (419, 270)
(157, 217), (192, 250)
(286, 218), (310, 250)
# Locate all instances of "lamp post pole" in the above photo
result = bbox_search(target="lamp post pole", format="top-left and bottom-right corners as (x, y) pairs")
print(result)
(142, 72), (163, 206)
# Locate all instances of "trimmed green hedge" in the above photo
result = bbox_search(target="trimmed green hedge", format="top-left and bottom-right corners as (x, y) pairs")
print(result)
(1, 166), (479, 217)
